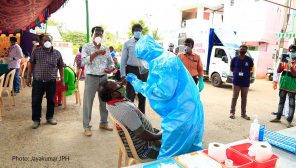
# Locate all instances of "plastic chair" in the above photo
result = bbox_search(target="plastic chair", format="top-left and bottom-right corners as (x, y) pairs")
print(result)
(0, 74), (6, 121)
(73, 61), (76, 70)
(109, 114), (155, 167)
(62, 69), (82, 108)
(2, 69), (16, 108)
(19, 62), (27, 89)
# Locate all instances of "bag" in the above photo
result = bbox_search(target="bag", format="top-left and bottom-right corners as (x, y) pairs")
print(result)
(279, 65), (296, 92)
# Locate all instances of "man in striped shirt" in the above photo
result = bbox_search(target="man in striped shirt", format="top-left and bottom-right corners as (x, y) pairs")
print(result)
(98, 80), (162, 159)
(270, 45), (296, 128)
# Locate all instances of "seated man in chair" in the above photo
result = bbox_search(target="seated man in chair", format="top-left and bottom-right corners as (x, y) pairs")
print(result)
(98, 80), (162, 159)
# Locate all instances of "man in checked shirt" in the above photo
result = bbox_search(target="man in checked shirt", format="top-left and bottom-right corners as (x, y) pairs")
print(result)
(26, 35), (65, 129)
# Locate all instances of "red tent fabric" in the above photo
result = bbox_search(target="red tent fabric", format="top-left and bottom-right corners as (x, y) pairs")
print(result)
(0, 0), (68, 31)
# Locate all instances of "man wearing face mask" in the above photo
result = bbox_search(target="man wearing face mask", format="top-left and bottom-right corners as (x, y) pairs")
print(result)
(98, 80), (162, 159)
(120, 24), (148, 114)
(178, 38), (204, 91)
(270, 44), (296, 128)
(230, 44), (254, 120)
(31, 37), (39, 55)
(26, 35), (65, 129)
(81, 26), (115, 136)
(168, 43), (177, 56)
(8, 37), (23, 95)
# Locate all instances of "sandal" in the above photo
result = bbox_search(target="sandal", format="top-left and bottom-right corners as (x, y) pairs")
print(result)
(230, 113), (235, 119)
(270, 119), (281, 123)
(241, 115), (250, 120)
(287, 124), (294, 128)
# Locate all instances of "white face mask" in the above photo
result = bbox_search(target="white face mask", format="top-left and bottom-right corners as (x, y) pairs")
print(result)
(44, 41), (52, 48)
(32, 41), (36, 45)
(94, 37), (101, 45)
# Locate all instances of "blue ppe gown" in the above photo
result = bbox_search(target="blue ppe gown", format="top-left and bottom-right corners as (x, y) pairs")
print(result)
(127, 35), (204, 160)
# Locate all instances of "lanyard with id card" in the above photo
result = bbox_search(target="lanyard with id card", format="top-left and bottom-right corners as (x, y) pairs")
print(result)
(236, 58), (244, 77)
(239, 69), (244, 76)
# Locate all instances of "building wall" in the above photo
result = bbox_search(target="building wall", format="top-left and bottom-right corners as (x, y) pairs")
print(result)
(223, 0), (292, 78)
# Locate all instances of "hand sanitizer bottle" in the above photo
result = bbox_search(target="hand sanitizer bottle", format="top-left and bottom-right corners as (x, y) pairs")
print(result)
(249, 115), (260, 141)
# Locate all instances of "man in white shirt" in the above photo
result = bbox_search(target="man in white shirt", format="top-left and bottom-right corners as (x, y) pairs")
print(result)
(81, 26), (115, 136)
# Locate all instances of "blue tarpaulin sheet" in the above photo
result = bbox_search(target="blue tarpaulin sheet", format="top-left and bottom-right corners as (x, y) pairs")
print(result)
(214, 29), (240, 48)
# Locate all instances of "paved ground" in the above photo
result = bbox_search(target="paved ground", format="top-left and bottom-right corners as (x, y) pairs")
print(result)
(0, 78), (291, 167)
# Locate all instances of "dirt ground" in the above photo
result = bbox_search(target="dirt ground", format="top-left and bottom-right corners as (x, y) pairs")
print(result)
(0, 78), (290, 167)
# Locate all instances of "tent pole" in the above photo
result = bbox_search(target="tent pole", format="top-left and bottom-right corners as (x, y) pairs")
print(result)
(45, 20), (48, 34)
(86, 0), (90, 43)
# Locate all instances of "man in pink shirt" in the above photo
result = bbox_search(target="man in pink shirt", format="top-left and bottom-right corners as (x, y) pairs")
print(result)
(8, 37), (23, 95)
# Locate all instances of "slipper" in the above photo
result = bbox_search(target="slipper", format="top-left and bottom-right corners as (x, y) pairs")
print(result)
(270, 119), (281, 123)
(241, 115), (250, 120)
(287, 124), (294, 128)
(230, 113), (235, 119)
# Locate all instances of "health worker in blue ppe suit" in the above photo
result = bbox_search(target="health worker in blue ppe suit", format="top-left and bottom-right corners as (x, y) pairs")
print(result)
(126, 35), (205, 160)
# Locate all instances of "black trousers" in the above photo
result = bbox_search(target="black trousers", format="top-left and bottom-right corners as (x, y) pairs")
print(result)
(32, 80), (57, 122)
(126, 65), (148, 114)
(192, 76), (198, 85)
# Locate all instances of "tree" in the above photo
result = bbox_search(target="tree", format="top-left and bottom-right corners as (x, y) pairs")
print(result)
(152, 28), (163, 41)
(117, 44), (123, 51)
(127, 19), (149, 39)
(62, 31), (87, 46)
(47, 19), (65, 36)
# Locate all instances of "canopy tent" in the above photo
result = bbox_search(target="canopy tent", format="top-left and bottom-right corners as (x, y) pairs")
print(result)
(0, 0), (69, 32)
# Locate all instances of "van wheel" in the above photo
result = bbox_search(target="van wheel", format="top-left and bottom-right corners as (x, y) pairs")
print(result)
(269, 75), (273, 81)
(211, 73), (222, 87)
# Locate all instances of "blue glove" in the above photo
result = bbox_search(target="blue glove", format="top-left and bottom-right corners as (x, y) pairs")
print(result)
(126, 73), (144, 93)
(198, 77), (204, 92)
(126, 73), (138, 83)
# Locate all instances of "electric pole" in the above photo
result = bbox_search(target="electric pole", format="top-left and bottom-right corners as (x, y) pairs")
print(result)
(277, 0), (290, 59)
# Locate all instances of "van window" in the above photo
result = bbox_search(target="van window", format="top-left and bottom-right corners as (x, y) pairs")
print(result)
(214, 49), (226, 58)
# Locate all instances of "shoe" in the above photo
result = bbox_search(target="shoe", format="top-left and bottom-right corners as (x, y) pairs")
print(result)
(47, 119), (57, 125)
(84, 129), (92, 136)
(31, 121), (40, 129)
(99, 125), (113, 131)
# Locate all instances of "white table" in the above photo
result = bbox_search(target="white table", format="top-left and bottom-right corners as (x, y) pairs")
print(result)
(125, 127), (296, 168)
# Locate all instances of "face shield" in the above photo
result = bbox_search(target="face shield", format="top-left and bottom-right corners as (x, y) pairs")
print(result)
(137, 58), (149, 74)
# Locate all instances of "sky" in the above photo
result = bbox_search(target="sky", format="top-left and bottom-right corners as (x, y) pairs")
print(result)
(50, 0), (225, 37)
(50, 0), (178, 37)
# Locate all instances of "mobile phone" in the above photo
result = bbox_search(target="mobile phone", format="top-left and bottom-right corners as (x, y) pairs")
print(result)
(282, 54), (289, 63)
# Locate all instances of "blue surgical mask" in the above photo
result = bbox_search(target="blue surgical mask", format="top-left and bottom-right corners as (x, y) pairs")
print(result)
(291, 52), (296, 58)
(134, 31), (142, 39)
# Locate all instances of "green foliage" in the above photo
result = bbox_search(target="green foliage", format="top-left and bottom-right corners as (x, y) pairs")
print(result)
(62, 31), (87, 46)
(47, 19), (65, 36)
(73, 45), (80, 55)
(151, 28), (162, 41)
(117, 44), (123, 51)
(127, 19), (149, 39)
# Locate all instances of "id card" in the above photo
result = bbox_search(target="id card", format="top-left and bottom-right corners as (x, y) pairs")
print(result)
(239, 72), (244, 76)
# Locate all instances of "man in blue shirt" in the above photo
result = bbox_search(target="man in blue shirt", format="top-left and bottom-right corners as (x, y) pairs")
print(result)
(120, 24), (148, 114)
(230, 44), (254, 120)
(109, 46), (116, 57)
